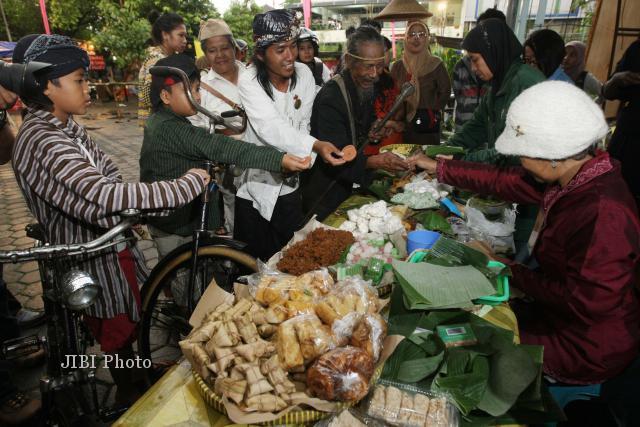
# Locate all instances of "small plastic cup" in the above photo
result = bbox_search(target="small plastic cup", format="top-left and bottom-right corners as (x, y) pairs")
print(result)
(407, 230), (441, 254)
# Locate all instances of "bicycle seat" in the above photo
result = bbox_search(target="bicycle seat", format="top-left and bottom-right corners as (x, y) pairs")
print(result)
(25, 223), (45, 242)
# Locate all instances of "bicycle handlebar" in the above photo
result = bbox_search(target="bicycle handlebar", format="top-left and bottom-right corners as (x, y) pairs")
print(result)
(0, 209), (141, 263)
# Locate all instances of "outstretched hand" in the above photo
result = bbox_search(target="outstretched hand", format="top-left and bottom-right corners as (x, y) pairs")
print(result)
(282, 154), (312, 172)
(407, 153), (438, 174)
(313, 140), (347, 166)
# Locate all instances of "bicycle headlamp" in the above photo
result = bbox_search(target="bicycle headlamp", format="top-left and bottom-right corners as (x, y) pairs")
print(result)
(60, 270), (101, 310)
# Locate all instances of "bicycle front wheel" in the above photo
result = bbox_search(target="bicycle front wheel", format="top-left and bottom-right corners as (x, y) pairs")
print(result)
(137, 243), (257, 383)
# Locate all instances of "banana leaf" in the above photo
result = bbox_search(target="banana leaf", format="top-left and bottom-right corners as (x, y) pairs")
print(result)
(433, 356), (491, 415)
(413, 210), (453, 235)
(393, 260), (496, 310)
(387, 285), (424, 336)
(424, 145), (466, 157)
(397, 354), (445, 383)
(368, 177), (392, 202)
(424, 236), (511, 279)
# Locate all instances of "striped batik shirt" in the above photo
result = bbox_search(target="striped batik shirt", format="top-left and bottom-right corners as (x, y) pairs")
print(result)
(452, 56), (490, 132)
(12, 108), (206, 320)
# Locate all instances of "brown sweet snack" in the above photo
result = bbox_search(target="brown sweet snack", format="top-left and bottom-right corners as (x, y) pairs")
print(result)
(276, 228), (355, 276)
(349, 313), (388, 361)
(341, 145), (357, 162)
(306, 346), (374, 402)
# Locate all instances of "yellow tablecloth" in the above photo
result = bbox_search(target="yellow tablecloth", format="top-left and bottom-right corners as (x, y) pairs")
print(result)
(115, 304), (519, 426)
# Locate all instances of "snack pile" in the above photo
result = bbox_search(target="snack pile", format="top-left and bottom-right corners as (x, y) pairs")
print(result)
(338, 200), (405, 237)
(277, 228), (355, 275)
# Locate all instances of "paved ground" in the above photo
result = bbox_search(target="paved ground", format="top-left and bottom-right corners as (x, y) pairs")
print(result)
(1, 101), (161, 424)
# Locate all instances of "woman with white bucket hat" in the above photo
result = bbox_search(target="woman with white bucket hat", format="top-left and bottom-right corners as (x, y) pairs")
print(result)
(409, 81), (640, 385)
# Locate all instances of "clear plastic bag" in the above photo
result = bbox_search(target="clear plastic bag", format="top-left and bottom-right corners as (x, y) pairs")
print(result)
(465, 202), (516, 254)
(365, 379), (459, 427)
(315, 276), (380, 326)
(276, 313), (339, 371)
(307, 346), (375, 402)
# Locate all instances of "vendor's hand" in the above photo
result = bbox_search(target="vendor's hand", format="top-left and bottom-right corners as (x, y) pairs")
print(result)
(407, 153), (438, 174)
(0, 85), (17, 109)
(313, 140), (347, 166)
(366, 152), (409, 173)
(187, 168), (211, 186)
(368, 119), (405, 141)
(282, 154), (311, 172)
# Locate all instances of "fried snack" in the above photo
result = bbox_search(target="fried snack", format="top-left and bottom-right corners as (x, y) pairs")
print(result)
(293, 315), (335, 362)
(315, 301), (340, 325)
(341, 145), (357, 162)
(235, 340), (275, 363)
(244, 394), (288, 412)
(284, 299), (315, 318)
(349, 313), (387, 361)
(276, 320), (304, 371)
(265, 304), (288, 324)
(276, 228), (355, 275)
(306, 346), (374, 402)
(384, 386), (402, 423)
(397, 392), (415, 425)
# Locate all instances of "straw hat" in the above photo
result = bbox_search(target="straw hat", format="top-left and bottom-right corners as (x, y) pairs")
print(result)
(375, 0), (433, 21)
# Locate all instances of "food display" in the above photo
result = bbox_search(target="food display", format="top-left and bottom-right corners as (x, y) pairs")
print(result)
(345, 239), (397, 265)
(367, 383), (458, 426)
(390, 173), (452, 210)
(277, 228), (355, 275)
(338, 200), (405, 237)
(181, 272), (389, 422)
(307, 346), (375, 402)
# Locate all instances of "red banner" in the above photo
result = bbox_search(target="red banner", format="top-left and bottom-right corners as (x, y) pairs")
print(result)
(89, 55), (105, 71)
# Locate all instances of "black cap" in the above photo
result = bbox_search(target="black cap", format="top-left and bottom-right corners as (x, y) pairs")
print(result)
(150, 53), (199, 111)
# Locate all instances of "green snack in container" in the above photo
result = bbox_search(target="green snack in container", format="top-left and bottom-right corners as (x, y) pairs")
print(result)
(364, 258), (385, 284)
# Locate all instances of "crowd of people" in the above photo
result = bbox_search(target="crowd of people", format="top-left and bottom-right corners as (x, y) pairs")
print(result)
(0, 5), (639, 425)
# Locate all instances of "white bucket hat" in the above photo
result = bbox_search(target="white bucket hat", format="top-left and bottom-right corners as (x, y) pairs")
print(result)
(495, 81), (608, 160)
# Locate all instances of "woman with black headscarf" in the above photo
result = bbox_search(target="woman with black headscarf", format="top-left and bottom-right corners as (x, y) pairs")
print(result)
(448, 18), (545, 255)
(448, 18), (545, 164)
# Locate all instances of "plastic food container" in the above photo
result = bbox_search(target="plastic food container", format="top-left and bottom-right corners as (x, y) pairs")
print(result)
(406, 230), (441, 254)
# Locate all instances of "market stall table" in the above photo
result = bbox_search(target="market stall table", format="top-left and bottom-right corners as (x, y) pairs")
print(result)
(114, 305), (519, 426)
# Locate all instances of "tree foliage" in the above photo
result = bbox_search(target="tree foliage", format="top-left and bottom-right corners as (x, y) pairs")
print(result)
(223, 1), (262, 55)
(92, 0), (150, 69)
(47, 0), (100, 38)
(0, 0), (42, 41)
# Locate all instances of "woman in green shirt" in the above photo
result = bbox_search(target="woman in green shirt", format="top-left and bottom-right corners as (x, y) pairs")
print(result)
(449, 18), (545, 165)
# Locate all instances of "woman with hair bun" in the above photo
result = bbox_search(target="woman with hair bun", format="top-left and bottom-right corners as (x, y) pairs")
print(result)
(137, 12), (187, 126)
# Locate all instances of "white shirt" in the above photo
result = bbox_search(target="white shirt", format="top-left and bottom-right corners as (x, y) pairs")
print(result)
(236, 62), (317, 221)
(189, 60), (246, 136)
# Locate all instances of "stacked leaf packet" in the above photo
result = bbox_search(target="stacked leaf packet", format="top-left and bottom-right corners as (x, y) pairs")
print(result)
(392, 237), (509, 310)
(383, 297), (564, 426)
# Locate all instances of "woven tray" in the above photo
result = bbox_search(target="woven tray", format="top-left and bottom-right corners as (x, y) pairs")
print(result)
(193, 364), (384, 425)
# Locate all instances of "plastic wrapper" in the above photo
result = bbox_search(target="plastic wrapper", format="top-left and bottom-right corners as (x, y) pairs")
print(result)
(248, 264), (335, 320)
(349, 313), (387, 362)
(314, 409), (369, 427)
(366, 380), (459, 427)
(276, 313), (339, 371)
(307, 346), (375, 402)
(465, 202), (516, 254)
(314, 277), (380, 326)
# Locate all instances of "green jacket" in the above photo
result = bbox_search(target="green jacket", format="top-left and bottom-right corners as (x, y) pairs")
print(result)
(140, 108), (285, 236)
(449, 61), (545, 165)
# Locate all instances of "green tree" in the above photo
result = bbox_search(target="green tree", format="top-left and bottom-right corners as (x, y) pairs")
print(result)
(92, 0), (150, 69)
(0, 0), (42, 40)
(47, 0), (100, 39)
(223, 0), (261, 54)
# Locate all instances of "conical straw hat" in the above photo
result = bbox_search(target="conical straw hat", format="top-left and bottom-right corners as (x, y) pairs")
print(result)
(375, 0), (433, 21)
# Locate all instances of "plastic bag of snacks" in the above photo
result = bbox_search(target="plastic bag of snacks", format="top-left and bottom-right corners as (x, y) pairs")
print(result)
(366, 379), (459, 426)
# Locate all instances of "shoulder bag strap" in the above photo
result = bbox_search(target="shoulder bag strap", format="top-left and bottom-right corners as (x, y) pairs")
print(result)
(332, 74), (357, 147)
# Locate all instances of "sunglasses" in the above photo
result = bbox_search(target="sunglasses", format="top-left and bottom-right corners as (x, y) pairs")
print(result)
(408, 31), (429, 40)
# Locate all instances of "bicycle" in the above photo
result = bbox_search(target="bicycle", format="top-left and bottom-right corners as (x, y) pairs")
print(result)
(136, 65), (258, 384)
(0, 210), (141, 425)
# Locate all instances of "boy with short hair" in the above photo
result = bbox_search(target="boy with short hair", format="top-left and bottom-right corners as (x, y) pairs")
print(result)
(140, 53), (311, 260)
(12, 34), (210, 404)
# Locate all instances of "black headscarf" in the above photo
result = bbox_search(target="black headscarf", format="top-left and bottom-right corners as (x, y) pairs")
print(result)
(252, 9), (300, 50)
(523, 29), (565, 78)
(150, 53), (199, 111)
(462, 18), (522, 94)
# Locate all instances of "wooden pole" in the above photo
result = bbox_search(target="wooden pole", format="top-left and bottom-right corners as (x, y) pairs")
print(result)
(0, 0), (12, 42)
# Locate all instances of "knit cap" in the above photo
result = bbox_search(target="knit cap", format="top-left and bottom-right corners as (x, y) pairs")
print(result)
(495, 81), (608, 160)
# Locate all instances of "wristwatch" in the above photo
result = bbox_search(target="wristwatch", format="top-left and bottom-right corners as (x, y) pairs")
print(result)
(0, 110), (7, 131)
